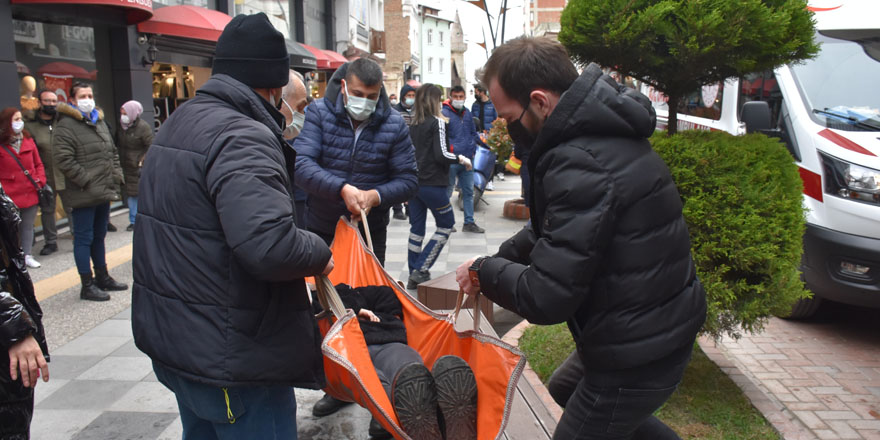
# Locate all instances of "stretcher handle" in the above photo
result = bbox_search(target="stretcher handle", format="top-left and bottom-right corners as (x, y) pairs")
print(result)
(453, 289), (482, 332)
(315, 275), (346, 320)
(358, 208), (374, 251)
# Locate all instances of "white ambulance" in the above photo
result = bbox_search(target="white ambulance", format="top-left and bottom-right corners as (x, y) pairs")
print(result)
(641, 1), (880, 318)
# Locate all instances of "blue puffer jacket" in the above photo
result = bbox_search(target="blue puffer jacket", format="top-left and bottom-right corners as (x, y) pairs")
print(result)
(441, 101), (484, 160)
(294, 63), (418, 235)
(471, 99), (498, 132)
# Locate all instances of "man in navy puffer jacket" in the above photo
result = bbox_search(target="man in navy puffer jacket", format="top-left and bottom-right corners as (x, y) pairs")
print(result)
(295, 58), (418, 265)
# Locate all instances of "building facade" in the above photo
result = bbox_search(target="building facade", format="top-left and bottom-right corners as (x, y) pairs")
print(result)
(382, 0), (419, 97)
(449, 10), (465, 88)
(416, 2), (450, 89)
(526, 0), (566, 38)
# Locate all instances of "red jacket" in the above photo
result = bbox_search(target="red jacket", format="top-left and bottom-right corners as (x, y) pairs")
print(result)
(0, 137), (46, 209)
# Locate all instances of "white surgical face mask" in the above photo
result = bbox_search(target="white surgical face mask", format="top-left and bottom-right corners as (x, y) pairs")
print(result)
(390, 99), (399, 106)
(281, 98), (306, 139)
(76, 98), (95, 114)
(120, 115), (131, 125)
(11, 120), (24, 134)
(344, 81), (378, 122)
(405, 97), (415, 107)
(452, 99), (465, 110)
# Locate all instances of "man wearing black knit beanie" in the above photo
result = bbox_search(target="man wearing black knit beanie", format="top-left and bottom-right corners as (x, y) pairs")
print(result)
(132, 12), (334, 438)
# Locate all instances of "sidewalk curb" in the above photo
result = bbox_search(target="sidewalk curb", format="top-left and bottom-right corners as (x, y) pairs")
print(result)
(698, 336), (818, 439)
(501, 319), (564, 422)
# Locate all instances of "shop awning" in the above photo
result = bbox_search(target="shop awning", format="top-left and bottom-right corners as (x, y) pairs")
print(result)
(300, 44), (331, 69)
(37, 62), (95, 80)
(11, 0), (152, 24)
(323, 50), (348, 69)
(137, 5), (231, 42)
(286, 40), (318, 71)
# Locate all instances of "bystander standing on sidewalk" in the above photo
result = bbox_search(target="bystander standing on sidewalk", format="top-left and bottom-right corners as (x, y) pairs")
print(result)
(0, 108), (48, 269)
(116, 100), (152, 232)
(53, 83), (128, 301)
(277, 69), (310, 228)
(132, 13), (333, 439)
(457, 37), (707, 440)
(23, 91), (62, 256)
(443, 86), (486, 233)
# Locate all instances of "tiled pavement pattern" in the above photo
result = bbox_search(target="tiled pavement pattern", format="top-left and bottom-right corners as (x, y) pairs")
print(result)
(30, 176), (529, 440)
(705, 304), (880, 440)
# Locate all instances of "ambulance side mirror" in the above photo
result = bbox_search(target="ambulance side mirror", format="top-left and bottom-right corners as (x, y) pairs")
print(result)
(741, 101), (772, 134)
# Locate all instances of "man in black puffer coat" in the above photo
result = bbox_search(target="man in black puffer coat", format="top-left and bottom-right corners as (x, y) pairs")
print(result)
(456, 37), (706, 439)
(132, 13), (333, 438)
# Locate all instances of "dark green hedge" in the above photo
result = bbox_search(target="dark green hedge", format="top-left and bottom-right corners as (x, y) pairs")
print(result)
(651, 131), (809, 338)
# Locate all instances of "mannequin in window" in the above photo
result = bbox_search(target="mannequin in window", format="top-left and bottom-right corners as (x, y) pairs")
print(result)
(19, 76), (39, 112)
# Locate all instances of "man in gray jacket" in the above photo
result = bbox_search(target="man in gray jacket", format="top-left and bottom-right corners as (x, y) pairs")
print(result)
(132, 13), (333, 437)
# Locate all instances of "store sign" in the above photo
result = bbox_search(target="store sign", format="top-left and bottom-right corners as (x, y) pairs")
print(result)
(12, 20), (44, 46)
(62, 25), (94, 43)
(10, 0), (154, 23)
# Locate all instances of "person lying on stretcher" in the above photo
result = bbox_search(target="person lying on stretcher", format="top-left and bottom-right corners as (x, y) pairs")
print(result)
(314, 283), (478, 440)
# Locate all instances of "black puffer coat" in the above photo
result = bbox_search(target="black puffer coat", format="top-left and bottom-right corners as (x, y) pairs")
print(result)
(132, 74), (332, 388)
(0, 183), (49, 406)
(478, 64), (706, 379)
(409, 116), (458, 187)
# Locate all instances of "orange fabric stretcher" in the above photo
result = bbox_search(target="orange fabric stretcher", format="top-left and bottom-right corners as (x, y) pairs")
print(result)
(313, 218), (526, 440)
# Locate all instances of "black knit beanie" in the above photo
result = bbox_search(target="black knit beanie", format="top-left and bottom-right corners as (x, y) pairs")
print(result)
(213, 13), (290, 89)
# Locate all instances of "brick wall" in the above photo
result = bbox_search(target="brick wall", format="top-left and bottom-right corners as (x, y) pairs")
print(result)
(383, 0), (410, 95)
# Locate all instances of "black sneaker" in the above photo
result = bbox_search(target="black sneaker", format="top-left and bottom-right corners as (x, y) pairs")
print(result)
(312, 393), (352, 417)
(393, 210), (407, 221)
(107, 222), (117, 232)
(392, 363), (443, 440)
(406, 270), (431, 290)
(432, 355), (478, 440)
(126, 223), (134, 232)
(462, 223), (485, 233)
(39, 243), (58, 256)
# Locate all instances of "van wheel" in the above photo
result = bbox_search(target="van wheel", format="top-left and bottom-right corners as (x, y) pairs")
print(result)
(784, 295), (823, 319)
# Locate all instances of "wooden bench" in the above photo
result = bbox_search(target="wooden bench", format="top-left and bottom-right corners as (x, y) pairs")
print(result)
(417, 271), (494, 325)
(452, 308), (557, 439)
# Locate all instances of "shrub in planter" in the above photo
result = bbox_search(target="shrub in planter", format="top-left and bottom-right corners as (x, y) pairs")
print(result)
(651, 131), (809, 338)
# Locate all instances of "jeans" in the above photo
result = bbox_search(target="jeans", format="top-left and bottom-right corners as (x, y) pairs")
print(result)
(311, 208), (390, 266)
(549, 346), (691, 440)
(153, 363), (297, 440)
(18, 205), (38, 256)
(127, 196), (138, 225)
(407, 185), (454, 274)
(447, 163), (475, 225)
(39, 192), (57, 246)
(368, 342), (424, 399)
(70, 203), (109, 275)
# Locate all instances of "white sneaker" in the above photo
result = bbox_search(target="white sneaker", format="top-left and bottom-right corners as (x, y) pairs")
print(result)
(486, 181), (495, 191)
(25, 255), (41, 268)
(497, 173), (505, 181)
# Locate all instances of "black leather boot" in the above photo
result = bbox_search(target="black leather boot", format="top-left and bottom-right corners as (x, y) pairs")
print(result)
(94, 265), (128, 291)
(80, 273), (110, 301)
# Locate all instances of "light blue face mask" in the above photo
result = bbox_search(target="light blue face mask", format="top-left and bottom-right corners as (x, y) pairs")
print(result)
(344, 81), (378, 122)
(405, 97), (415, 107)
(281, 98), (305, 139)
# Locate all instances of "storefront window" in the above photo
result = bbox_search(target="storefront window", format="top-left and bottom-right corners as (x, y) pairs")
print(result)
(235, 0), (294, 39)
(13, 20), (96, 104)
(151, 63), (212, 130)
(304, 0), (327, 48)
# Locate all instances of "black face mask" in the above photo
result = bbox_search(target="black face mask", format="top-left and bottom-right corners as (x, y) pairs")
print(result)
(41, 105), (56, 116)
(507, 103), (536, 150)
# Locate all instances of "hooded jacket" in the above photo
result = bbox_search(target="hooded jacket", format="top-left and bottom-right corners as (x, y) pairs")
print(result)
(132, 74), (332, 388)
(477, 64), (706, 382)
(116, 117), (152, 197)
(392, 83), (417, 125)
(293, 63), (418, 235)
(52, 102), (124, 209)
(441, 100), (483, 159)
